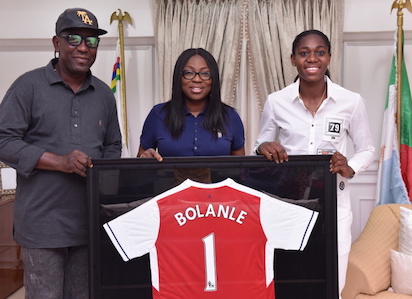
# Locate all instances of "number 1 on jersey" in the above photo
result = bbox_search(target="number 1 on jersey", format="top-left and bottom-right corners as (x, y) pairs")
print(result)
(202, 233), (217, 291)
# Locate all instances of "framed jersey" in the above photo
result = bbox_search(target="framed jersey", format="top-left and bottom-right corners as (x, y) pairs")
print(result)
(87, 155), (338, 299)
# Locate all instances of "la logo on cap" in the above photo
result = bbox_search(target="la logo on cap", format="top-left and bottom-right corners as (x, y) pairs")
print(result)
(77, 11), (93, 26)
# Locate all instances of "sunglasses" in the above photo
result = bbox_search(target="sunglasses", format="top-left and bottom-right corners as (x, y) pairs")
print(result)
(59, 34), (100, 48)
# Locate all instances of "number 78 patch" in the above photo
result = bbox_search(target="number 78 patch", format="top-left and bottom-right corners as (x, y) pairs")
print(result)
(323, 116), (344, 141)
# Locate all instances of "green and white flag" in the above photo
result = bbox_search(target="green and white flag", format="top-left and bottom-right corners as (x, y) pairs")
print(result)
(376, 29), (411, 205)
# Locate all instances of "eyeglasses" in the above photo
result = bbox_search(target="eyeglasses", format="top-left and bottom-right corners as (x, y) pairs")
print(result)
(59, 34), (100, 48)
(182, 70), (212, 81)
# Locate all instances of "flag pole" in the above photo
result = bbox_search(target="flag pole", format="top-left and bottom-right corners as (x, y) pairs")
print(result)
(391, 0), (412, 146)
(110, 9), (133, 147)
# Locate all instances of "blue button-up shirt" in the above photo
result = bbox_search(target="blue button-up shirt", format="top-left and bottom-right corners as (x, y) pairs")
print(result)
(140, 103), (244, 157)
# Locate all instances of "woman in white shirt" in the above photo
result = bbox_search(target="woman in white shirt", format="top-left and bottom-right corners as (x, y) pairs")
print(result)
(254, 29), (375, 297)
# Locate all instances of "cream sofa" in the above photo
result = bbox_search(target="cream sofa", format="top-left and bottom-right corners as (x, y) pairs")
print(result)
(342, 204), (412, 299)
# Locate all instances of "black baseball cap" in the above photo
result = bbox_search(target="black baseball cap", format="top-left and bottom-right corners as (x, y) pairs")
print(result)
(55, 8), (107, 36)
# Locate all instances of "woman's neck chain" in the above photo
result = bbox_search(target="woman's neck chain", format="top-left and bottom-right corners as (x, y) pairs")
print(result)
(300, 84), (327, 117)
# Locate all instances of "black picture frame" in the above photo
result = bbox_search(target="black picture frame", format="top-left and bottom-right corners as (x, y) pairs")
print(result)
(87, 155), (337, 299)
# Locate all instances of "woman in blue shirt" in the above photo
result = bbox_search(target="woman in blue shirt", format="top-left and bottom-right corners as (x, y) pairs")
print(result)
(138, 48), (245, 161)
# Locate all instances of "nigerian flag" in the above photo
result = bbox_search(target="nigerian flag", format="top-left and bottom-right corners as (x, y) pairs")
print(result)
(376, 29), (411, 205)
(399, 36), (412, 202)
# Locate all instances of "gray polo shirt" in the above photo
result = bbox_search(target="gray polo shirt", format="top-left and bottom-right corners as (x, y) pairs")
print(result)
(0, 59), (122, 248)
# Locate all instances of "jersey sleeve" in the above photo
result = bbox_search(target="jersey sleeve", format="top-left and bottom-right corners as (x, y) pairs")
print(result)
(260, 194), (319, 251)
(103, 200), (160, 261)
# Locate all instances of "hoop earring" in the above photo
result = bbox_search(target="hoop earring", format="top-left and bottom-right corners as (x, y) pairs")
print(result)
(54, 51), (59, 59)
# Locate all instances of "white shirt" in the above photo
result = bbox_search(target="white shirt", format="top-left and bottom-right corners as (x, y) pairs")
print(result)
(255, 76), (375, 216)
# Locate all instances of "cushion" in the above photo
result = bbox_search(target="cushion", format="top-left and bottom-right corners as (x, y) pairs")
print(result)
(398, 206), (412, 255)
(390, 249), (412, 295)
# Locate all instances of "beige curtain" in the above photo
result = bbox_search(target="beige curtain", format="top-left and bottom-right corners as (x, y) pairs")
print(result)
(154, 0), (344, 154)
(154, 0), (243, 105)
(247, 0), (344, 112)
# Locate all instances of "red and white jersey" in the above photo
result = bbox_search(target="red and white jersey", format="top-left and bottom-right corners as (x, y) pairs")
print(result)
(103, 178), (318, 299)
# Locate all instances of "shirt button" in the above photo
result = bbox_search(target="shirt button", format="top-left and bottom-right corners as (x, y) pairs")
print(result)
(195, 138), (198, 141)
(74, 124), (78, 128)
(194, 146), (198, 150)
(74, 110), (78, 115)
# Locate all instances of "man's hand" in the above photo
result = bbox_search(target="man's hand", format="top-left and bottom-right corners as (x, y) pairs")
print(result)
(36, 150), (93, 177)
(62, 150), (93, 177)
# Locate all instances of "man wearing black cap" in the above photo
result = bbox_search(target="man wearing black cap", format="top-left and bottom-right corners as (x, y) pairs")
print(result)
(0, 8), (121, 298)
